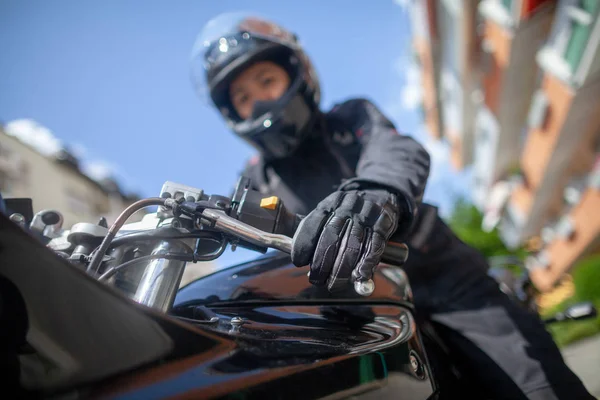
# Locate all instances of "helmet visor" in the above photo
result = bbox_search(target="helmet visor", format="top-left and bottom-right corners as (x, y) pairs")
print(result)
(190, 12), (298, 104)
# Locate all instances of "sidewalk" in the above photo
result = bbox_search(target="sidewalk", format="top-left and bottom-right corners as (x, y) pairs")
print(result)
(562, 334), (600, 398)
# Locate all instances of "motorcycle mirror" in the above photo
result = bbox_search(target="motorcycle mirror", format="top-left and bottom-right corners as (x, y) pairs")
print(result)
(543, 301), (598, 324)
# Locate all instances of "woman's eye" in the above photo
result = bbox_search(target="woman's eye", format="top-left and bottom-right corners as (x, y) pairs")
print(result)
(262, 77), (274, 86)
(236, 94), (249, 104)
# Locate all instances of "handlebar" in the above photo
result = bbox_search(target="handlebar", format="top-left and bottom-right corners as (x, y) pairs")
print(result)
(85, 179), (408, 300)
(201, 208), (409, 296)
(202, 208), (292, 253)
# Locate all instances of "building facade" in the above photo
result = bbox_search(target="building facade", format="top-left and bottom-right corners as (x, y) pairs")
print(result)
(473, 0), (556, 210)
(507, 0), (600, 291)
(0, 123), (142, 228)
(408, 0), (482, 168)
(406, 0), (600, 291)
(408, 0), (445, 139)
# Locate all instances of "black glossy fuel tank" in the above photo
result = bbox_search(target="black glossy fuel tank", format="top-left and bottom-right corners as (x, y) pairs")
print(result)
(174, 251), (413, 308)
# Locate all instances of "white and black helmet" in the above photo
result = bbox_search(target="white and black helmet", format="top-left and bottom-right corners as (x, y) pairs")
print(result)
(190, 13), (321, 159)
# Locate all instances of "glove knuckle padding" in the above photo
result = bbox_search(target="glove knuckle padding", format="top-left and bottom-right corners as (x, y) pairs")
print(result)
(337, 191), (362, 216)
(317, 190), (345, 212)
(358, 200), (379, 226)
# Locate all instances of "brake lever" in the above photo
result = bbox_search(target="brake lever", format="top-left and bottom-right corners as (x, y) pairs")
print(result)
(202, 209), (292, 253)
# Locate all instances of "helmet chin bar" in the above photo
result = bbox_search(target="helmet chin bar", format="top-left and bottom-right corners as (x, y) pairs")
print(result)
(250, 99), (280, 120)
(236, 92), (319, 160)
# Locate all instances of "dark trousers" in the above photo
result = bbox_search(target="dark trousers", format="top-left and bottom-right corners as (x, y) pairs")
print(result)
(405, 243), (595, 400)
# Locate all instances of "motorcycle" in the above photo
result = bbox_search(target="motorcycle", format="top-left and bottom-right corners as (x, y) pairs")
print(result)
(0, 177), (596, 400)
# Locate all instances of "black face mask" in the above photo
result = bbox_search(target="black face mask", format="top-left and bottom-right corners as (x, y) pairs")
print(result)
(214, 51), (320, 160)
(241, 94), (318, 160)
(251, 99), (278, 119)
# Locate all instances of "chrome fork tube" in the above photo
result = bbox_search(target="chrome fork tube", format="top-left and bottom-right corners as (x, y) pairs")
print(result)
(133, 241), (190, 312)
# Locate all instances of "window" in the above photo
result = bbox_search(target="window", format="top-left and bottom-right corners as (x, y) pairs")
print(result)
(473, 106), (499, 187)
(417, 103), (427, 121)
(541, 226), (555, 243)
(412, 47), (422, 67)
(440, 0), (461, 74)
(480, 39), (495, 73)
(479, 0), (517, 28)
(564, 1), (599, 72)
(548, 0), (600, 74)
(537, 250), (550, 268)
(519, 126), (530, 149)
(589, 170), (600, 189)
(500, 216), (521, 249)
(499, 203), (526, 249)
(525, 250), (550, 270)
(527, 89), (550, 129)
(474, 176), (485, 188)
(441, 71), (464, 133)
(478, 125), (491, 143)
(564, 175), (588, 204)
(564, 186), (583, 204)
(471, 89), (484, 106)
(555, 216), (575, 239)
(588, 154), (600, 189)
(475, 105), (499, 146)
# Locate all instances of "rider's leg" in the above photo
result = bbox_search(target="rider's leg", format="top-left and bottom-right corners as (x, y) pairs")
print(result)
(405, 247), (594, 400)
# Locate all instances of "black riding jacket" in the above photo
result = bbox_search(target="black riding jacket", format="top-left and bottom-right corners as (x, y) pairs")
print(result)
(240, 98), (487, 276)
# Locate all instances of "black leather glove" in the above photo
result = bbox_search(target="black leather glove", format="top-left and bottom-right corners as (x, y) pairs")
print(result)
(291, 189), (400, 292)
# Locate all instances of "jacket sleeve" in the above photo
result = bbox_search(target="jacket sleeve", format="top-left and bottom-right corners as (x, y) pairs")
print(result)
(334, 98), (431, 227)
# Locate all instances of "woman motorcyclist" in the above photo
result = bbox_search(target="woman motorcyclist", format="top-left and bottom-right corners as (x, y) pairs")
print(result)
(190, 13), (593, 399)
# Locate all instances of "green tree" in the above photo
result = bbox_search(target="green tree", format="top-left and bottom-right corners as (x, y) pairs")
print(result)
(446, 199), (600, 347)
(446, 197), (526, 259)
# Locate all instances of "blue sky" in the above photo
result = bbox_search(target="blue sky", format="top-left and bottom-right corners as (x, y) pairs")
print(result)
(0, 0), (472, 266)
